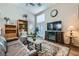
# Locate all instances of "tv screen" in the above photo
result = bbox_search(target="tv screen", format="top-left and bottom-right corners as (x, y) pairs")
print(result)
(47, 21), (62, 31)
(47, 22), (53, 30)
(53, 21), (62, 31)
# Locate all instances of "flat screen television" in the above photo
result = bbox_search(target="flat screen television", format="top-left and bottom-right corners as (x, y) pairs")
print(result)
(47, 21), (62, 31)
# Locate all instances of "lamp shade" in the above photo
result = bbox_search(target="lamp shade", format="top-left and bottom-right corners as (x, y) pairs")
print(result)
(67, 26), (76, 31)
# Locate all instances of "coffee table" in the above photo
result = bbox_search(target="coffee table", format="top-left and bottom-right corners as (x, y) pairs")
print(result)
(27, 37), (43, 51)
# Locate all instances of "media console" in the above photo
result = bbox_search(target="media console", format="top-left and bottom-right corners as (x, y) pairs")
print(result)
(45, 31), (64, 44)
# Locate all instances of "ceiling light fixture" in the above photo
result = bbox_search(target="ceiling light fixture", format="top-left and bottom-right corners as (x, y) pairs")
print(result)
(26, 3), (42, 7)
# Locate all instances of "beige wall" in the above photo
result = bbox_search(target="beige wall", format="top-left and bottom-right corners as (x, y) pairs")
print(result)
(45, 4), (79, 31)
(40, 3), (79, 46)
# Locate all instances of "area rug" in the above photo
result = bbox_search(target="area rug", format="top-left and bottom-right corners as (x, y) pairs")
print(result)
(6, 40), (69, 56)
(38, 40), (69, 56)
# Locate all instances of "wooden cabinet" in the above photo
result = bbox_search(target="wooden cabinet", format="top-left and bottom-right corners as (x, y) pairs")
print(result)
(5, 24), (18, 41)
(45, 31), (64, 44)
(17, 20), (28, 36)
(56, 32), (64, 44)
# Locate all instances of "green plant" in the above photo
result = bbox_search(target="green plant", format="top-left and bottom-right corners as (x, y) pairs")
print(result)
(35, 27), (39, 36)
(4, 17), (10, 24)
(23, 14), (27, 18)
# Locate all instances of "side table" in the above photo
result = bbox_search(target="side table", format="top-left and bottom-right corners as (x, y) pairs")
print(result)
(66, 35), (77, 46)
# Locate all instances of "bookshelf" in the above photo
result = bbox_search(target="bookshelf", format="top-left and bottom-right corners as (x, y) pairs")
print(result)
(17, 20), (28, 36)
(5, 24), (18, 41)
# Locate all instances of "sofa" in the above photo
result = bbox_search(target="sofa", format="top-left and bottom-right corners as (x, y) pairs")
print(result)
(0, 36), (7, 56)
(0, 36), (37, 56)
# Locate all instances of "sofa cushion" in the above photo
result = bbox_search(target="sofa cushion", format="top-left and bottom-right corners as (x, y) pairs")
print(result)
(0, 36), (6, 56)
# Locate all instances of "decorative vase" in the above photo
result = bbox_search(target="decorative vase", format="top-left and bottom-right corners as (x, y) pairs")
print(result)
(33, 38), (36, 41)
(32, 34), (36, 41)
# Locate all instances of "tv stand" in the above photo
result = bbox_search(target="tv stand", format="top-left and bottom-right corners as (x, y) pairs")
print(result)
(45, 31), (64, 44)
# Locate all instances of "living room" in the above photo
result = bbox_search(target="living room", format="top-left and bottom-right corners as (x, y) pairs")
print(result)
(0, 3), (79, 56)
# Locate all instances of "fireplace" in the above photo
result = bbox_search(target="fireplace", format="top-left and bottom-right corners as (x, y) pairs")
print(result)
(47, 32), (56, 41)
(45, 31), (56, 42)
(45, 31), (64, 43)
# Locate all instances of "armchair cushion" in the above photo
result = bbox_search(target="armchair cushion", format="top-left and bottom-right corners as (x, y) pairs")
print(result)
(0, 36), (7, 56)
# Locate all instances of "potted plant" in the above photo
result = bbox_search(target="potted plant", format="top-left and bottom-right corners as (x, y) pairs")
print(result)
(23, 14), (27, 19)
(32, 27), (39, 41)
(4, 17), (10, 24)
(35, 27), (39, 36)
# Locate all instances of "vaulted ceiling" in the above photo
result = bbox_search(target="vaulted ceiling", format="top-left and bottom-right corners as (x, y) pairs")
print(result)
(14, 3), (55, 15)
(0, 3), (56, 22)
(0, 3), (55, 15)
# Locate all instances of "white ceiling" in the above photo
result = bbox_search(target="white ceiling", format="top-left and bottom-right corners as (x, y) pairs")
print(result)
(15, 3), (55, 15)
(0, 3), (55, 16)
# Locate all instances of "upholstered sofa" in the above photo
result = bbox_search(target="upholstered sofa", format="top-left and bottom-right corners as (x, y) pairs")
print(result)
(0, 36), (7, 56)
(0, 36), (37, 56)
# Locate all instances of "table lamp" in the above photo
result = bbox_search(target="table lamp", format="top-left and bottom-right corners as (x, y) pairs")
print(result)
(67, 26), (76, 36)
(67, 26), (77, 47)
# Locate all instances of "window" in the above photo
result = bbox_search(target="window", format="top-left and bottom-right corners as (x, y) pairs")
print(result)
(37, 14), (45, 23)
(36, 14), (45, 39)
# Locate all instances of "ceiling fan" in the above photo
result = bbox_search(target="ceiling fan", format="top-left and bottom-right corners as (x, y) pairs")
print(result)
(26, 3), (42, 7)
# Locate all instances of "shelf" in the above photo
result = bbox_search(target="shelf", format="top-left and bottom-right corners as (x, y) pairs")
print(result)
(5, 24), (16, 26)
(5, 28), (16, 30)
(5, 24), (17, 41)
(5, 33), (17, 37)
(17, 19), (28, 36)
(6, 37), (18, 40)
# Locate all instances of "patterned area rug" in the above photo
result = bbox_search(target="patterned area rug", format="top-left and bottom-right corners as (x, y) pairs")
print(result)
(38, 40), (69, 56)
(6, 40), (69, 56)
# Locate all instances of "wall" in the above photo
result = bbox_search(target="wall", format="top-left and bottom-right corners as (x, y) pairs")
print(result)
(41, 3), (79, 46)
(0, 3), (35, 36)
